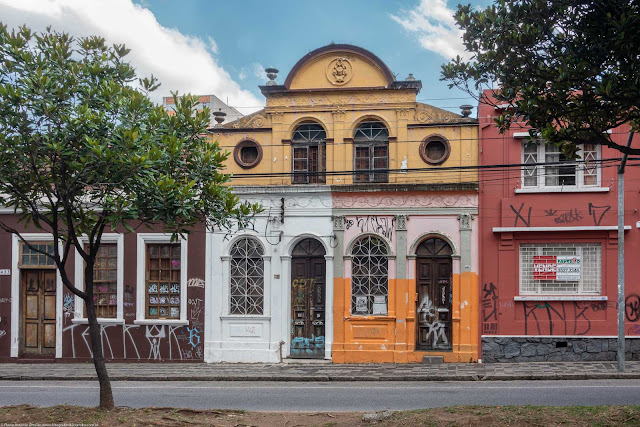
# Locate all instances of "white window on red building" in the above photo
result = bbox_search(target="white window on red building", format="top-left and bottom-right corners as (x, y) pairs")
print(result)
(519, 243), (601, 295)
(522, 142), (599, 189)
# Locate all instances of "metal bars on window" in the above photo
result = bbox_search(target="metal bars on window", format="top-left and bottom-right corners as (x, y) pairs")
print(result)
(229, 237), (265, 315)
(351, 236), (389, 315)
(519, 243), (601, 295)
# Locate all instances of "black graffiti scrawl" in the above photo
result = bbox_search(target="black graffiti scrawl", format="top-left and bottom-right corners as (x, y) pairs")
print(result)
(588, 203), (611, 226)
(482, 282), (498, 334)
(510, 203), (532, 227)
(626, 294), (640, 322)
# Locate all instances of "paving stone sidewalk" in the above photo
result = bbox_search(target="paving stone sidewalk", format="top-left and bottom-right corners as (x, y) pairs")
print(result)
(1, 361), (639, 382)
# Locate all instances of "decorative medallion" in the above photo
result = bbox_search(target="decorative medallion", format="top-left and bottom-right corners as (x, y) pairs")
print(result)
(326, 57), (353, 86)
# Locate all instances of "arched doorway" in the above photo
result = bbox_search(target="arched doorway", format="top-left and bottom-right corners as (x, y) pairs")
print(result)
(290, 238), (326, 358)
(415, 237), (453, 350)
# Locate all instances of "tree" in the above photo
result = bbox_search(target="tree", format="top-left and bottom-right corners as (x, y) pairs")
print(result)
(0, 24), (260, 409)
(441, 0), (639, 156)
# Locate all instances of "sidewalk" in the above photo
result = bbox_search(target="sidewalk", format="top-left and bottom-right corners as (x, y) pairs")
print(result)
(1, 361), (639, 382)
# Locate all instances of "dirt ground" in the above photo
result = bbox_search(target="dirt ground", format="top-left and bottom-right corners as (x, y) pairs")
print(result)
(0, 404), (639, 426)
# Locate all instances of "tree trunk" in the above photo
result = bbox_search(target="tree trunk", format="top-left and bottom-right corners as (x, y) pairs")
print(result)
(85, 295), (115, 409)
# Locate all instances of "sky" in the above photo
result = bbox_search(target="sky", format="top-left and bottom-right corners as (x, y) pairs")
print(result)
(0, 0), (493, 116)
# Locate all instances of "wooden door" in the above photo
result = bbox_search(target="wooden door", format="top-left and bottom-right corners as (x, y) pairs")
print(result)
(290, 239), (326, 358)
(416, 257), (452, 350)
(22, 269), (57, 355)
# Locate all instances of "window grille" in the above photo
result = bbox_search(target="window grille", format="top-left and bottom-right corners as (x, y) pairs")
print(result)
(522, 141), (600, 189)
(230, 237), (264, 315)
(353, 121), (389, 183)
(351, 236), (388, 315)
(519, 243), (601, 295)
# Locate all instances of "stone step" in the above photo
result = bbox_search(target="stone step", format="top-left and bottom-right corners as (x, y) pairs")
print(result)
(422, 356), (444, 364)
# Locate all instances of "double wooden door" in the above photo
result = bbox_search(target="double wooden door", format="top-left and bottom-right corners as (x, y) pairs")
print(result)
(416, 257), (452, 350)
(290, 256), (326, 358)
(22, 269), (57, 356)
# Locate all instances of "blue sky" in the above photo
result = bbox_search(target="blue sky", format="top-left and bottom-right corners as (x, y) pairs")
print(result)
(0, 0), (492, 115)
(142, 0), (492, 114)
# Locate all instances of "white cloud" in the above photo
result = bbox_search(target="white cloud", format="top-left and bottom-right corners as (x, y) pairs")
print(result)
(207, 36), (218, 55)
(0, 0), (263, 112)
(390, 0), (468, 60)
(252, 63), (266, 80)
(238, 68), (247, 80)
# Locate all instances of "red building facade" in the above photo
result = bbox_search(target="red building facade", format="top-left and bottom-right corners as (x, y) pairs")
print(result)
(479, 91), (640, 362)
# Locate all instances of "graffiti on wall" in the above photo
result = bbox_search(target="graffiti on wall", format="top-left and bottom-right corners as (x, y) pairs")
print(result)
(63, 294), (74, 320)
(187, 278), (205, 289)
(588, 203), (611, 226)
(523, 301), (617, 336)
(63, 323), (203, 360)
(418, 295), (448, 347)
(510, 203), (532, 227)
(510, 202), (613, 227)
(481, 282), (498, 334)
(545, 208), (583, 224)
(348, 216), (395, 240)
(627, 294), (640, 322)
(188, 298), (203, 322)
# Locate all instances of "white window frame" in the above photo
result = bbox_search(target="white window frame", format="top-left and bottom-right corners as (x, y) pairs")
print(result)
(518, 140), (605, 192)
(72, 233), (124, 324)
(518, 243), (602, 296)
(134, 233), (188, 325)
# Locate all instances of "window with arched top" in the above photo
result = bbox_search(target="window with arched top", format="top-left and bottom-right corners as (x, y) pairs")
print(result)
(351, 236), (389, 315)
(416, 238), (453, 257)
(229, 237), (264, 315)
(353, 121), (389, 183)
(292, 122), (326, 184)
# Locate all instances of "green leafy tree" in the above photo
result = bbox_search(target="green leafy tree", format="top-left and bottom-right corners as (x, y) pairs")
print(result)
(0, 24), (260, 409)
(441, 0), (639, 156)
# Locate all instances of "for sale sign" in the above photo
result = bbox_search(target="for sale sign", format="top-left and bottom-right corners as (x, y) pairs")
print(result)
(533, 256), (581, 281)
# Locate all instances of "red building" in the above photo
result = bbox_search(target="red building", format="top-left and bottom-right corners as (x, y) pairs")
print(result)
(478, 90), (640, 362)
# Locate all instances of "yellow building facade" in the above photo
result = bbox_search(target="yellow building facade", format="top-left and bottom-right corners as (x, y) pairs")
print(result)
(207, 44), (479, 363)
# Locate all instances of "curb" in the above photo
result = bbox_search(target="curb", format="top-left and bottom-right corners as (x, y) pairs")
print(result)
(2, 373), (640, 382)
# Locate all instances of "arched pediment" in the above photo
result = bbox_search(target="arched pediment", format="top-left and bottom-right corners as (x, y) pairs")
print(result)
(284, 44), (395, 90)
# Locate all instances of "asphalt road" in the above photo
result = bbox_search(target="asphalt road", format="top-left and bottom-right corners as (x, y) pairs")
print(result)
(0, 380), (639, 411)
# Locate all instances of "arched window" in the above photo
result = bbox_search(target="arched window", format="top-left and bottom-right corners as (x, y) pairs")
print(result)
(416, 237), (453, 257)
(229, 237), (264, 315)
(292, 122), (326, 184)
(354, 121), (389, 183)
(351, 236), (388, 315)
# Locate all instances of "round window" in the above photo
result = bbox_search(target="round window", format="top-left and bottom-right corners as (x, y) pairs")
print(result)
(420, 136), (450, 165)
(233, 139), (262, 169)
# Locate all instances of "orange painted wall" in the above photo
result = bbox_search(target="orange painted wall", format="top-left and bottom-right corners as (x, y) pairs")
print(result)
(332, 272), (479, 363)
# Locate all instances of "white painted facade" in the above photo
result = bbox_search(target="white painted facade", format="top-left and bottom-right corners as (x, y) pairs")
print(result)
(204, 187), (334, 363)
